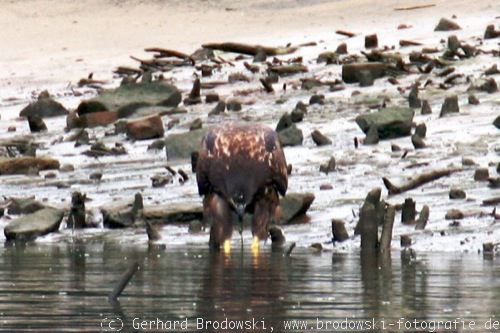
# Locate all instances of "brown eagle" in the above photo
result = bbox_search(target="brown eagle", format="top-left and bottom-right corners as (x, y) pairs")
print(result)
(196, 123), (288, 249)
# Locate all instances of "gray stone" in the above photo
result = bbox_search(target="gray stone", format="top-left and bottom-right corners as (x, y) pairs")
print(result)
(76, 81), (181, 116)
(421, 100), (432, 114)
(494, 115), (500, 129)
(474, 168), (489, 181)
(439, 95), (459, 117)
(449, 188), (466, 199)
(468, 94), (480, 105)
(445, 209), (464, 220)
(401, 198), (416, 224)
(278, 193), (315, 225)
(7, 197), (45, 215)
(28, 116), (48, 132)
(278, 124), (303, 147)
(411, 134), (426, 149)
(364, 125), (379, 145)
(355, 107), (414, 139)
(415, 123), (427, 138)
(164, 128), (209, 160)
(20, 92), (68, 118)
(4, 208), (64, 241)
(342, 63), (388, 84)
(319, 157), (336, 174)
(276, 112), (293, 132)
(311, 130), (331, 146)
(365, 34), (378, 48)
(143, 202), (203, 225)
(434, 18), (461, 31)
(331, 219), (349, 242)
(408, 84), (421, 108)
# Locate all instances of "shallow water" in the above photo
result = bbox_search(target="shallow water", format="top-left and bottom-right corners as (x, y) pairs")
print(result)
(0, 241), (498, 332)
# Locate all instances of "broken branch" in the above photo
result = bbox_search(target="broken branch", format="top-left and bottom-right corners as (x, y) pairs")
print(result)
(383, 167), (463, 195)
(202, 42), (297, 56)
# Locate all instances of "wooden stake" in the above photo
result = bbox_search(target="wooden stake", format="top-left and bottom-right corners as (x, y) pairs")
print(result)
(108, 262), (140, 302)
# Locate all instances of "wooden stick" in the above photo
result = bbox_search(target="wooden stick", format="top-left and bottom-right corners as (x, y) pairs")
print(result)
(108, 262), (140, 302)
(394, 4), (436, 11)
(382, 167), (463, 195)
(144, 47), (190, 59)
(379, 205), (395, 253)
(399, 40), (423, 47)
(202, 42), (297, 56)
(285, 242), (296, 257)
(335, 30), (357, 38)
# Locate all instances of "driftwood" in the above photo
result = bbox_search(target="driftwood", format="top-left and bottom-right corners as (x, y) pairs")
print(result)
(268, 64), (308, 76)
(394, 4), (436, 11)
(335, 30), (356, 38)
(379, 205), (395, 254)
(285, 242), (296, 257)
(359, 203), (378, 251)
(108, 261), (140, 302)
(483, 197), (500, 206)
(383, 167), (463, 195)
(400, 40), (423, 47)
(201, 42), (297, 56)
(145, 47), (191, 60)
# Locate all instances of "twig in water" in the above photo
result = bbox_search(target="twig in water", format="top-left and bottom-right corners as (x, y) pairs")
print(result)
(108, 262), (140, 303)
(285, 242), (296, 257)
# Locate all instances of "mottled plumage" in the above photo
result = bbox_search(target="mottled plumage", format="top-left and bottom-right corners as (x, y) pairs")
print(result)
(196, 123), (288, 248)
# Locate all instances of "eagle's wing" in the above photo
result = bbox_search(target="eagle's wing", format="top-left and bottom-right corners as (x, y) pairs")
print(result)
(195, 129), (217, 196)
(264, 129), (288, 196)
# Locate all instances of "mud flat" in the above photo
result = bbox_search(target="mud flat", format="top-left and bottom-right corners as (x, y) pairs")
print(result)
(0, 0), (498, 253)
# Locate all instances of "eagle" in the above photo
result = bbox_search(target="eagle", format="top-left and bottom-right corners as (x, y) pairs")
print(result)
(196, 123), (288, 249)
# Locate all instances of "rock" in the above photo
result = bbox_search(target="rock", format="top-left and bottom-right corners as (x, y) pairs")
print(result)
(253, 48), (267, 62)
(356, 70), (375, 87)
(4, 208), (65, 241)
(311, 130), (331, 146)
(415, 205), (430, 230)
(276, 113), (293, 132)
(421, 100), (432, 115)
(226, 99), (242, 112)
(27, 115), (48, 132)
(184, 78), (202, 105)
(391, 144), (401, 152)
(209, 101), (226, 116)
(355, 107), (414, 139)
(188, 220), (204, 234)
(278, 193), (315, 224)
(309, 94), (325, 105)
(268, 64), (308, 77)
(364, 125), (379, 145)
(291, 107), (305, 123)
(488, 177), (500, 189)
(125, 115), (164, 140)
(143, 202), (203, 225)
(301, 78), (322, 90)
(19, 92), (68, 118)
(411, 134), (426, 149)
(191, 47), (214, 61)
(449, 188), (466, 199)
(342, 63), (388, 84)
(336, 43), (348, 54)
(7, 126), (16, 132)
(89, 172), (102, 181)
(0, 157), (59, 175)
(494, 116), (500, 129)
(82, 142), (126, 157)
(317, 52), (339, 65)
(461, 157), (477, 166)
(331, 219), (349, 242)
(205, 93), (219, 103)
(151, 174), (173, 188)
(164, 128), (209, 160)
(76, 81), (181, 116)
(468, 94), (480, 105)
(7, 197), (45, 215)
(478, 78), (498, 94)
(401, 198), (416, 224)
(365, 34), (378, 49)
(415, 123), (427, 138)
(484, 24), (500, 39)
(447, 35), (461, 53)
(67, 192), (86, 229)
(44, 172), (56, 179)
(434, 18), (461, 31)
(71, 111), (119, 129)
(102, 194), (144, 228)
(408, 84), (421, 108)
(60, 164), (75, 172)
(189, 118), (203, 131)
(320, 184), (333, 190)
(365, 188), (381, 206)
(445, 209), (464, 220)
(474, 168), (489, 181)
(147, 139), (165, 151)
(278, 124), (303, 147)
(319, 157), (336, 174)
(400, 235), (412, 247)
(269, 226), (286, 247)
(439, 95), (459, 117)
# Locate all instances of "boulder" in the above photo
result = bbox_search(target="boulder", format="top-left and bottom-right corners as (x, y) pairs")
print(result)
(319, 157), (336, 174)
(278, 192), (315, 224)
(76, 81), (181, 116)
(125, 115), (165, 140)
(439, 95), (459, 117)
(143, 202), (203, 225)
(7, 197), (45, 215)
(4, 208), (64, 241)
(278, 124), (303, 147)
(311, 130), (331, 146)
(19, 92), (68, 118)
(164, 128), (209, 160)
(494, 115), (500, 129)
(449, 188), (466, 199)
(342, 63), (388, 84)
(71, 111), (119, 129)
(355, 107), (414, 139)
(434, 18), (461, 31)
(0, 157), (59, 175)
(484, 24), (500, 39)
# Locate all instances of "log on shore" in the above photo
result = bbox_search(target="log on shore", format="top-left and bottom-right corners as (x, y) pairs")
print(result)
(201, 42), (298, 56)
(383, 168), (463, 195)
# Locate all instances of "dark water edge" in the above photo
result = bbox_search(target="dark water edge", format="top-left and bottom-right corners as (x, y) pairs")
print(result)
(0, 241), (499, 332)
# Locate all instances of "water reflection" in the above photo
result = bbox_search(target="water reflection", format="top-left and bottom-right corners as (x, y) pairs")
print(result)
(0, 242), (497, 332)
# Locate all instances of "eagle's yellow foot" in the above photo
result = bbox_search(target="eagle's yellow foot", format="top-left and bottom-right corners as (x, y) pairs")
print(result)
(223, 239), (231, 255)
(251, 236), (260, 255)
